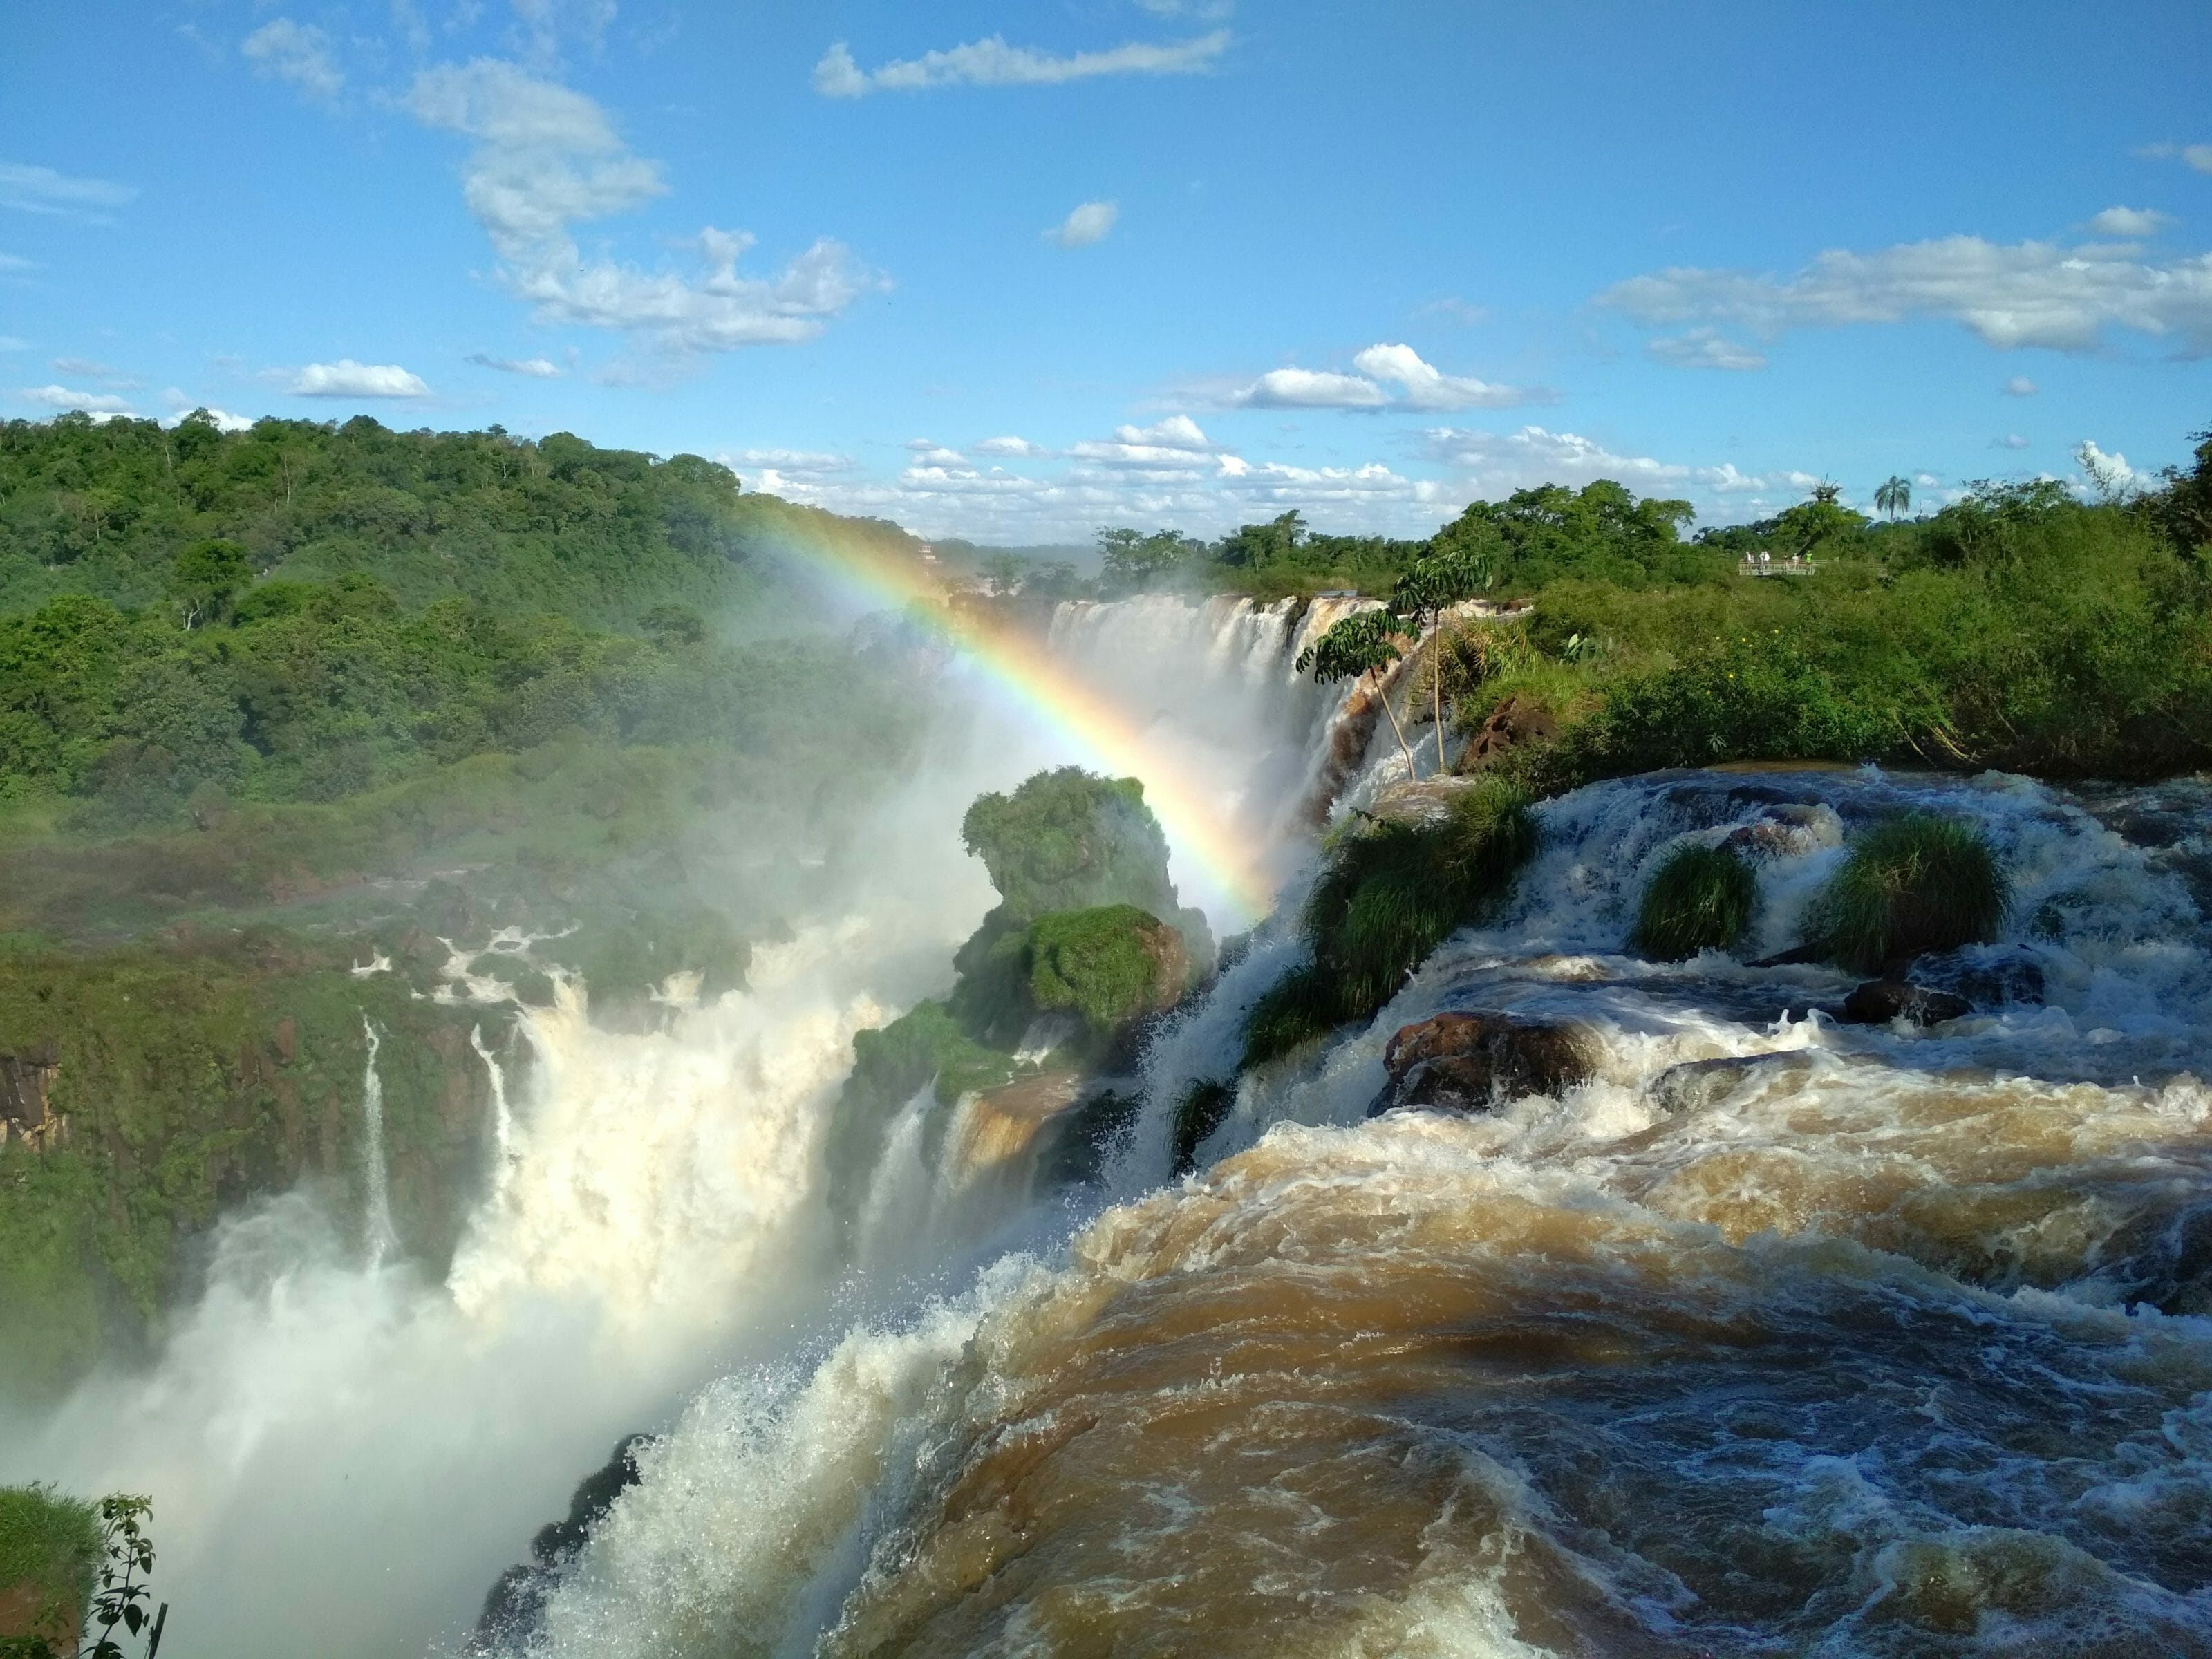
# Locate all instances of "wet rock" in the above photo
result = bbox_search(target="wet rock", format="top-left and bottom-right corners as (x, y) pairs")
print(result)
(1172, 1079), (1237, 1174)
(1720, 802), (1845, 861)
(1457, 693), (1559, 773)
(472, 1434), (650, 1654)
(1841, 980), (1971, 1027)
(1911, 949), (2047, 1009)
(1371, 1010), (1597, 1117)
(1648, 1051), (1818, 1116)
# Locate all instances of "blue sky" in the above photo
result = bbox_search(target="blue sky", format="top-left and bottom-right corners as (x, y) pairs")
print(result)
(3, 0), (2209, 542)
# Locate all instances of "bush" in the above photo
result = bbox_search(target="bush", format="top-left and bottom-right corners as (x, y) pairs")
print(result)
(1810, 812), (2007, 973)
(1026, 904), (1187, 1035)
(1242, 779), (1537, 1068)
(1630, 843), (1758, 960)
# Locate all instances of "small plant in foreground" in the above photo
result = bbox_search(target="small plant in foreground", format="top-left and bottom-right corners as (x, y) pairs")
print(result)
(1630, 843), (1758, 961)
(1810, 812), (2007, 974)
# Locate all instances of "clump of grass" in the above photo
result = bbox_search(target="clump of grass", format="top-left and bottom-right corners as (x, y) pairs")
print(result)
(1242, 778), (1537, 1069)
(0, 1483), (103, 1644)
(1811, 812), (2007, 973)
(1630, 843), (1758, 960)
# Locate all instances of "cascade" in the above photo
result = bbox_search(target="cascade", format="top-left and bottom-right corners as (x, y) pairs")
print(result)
(359, 1016), (399, 1269)
(469, 1024), (517, 1199)
(17, 592), (2211, 1658)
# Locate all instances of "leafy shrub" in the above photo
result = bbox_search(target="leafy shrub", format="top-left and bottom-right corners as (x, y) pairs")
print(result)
(1810, 812), (2007, 973)
(1630, 843), (1758, 960)
(1026, 904), (1186, 1035)
(1242, 778), (1537, 1068)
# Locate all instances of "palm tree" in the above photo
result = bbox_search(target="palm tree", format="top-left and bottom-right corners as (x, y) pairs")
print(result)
(1874, 475), (1912, 521)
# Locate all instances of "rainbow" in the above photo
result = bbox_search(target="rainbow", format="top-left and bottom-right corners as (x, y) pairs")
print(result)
(756, 515), (1278, 925)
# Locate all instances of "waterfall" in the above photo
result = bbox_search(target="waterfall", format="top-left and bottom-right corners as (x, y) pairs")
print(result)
(23, 592), (2211, 1659)
(359, 1016), (398, 1269)
(470, 1024), (516, 1200)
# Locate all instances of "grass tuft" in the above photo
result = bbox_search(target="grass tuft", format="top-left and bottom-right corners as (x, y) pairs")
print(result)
(1630, 843), (1758, 961)
(1811, 812), (2007, 973)
(1241, 778), (1537, 1069)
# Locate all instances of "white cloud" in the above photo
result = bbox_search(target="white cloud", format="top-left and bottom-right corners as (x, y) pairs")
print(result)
(1218, 345), (1545, 411)
(1599, 233), (2212, 354)
(2086, 205), (2175, 238)
(2003, 375), (2038, 396)
(288, 360), (431, 397)
(17, 384), (133, 414)
(1998, 433), (2032, 449)
(1045, 200), (1117, 249)
(0, 253), (34, 272)
(0, 160), (135, 218)
(1426, 424), (1816, 507)
(1351, 342), (1540, 409)
(1225, 367), (1389, 409)
(2141, 142), (2212, 175)
(242, 19), (344, 103)
(467, 351), (563, 375)
(410, 59), (877, 356)
(1416, 297), (1490, 326)
(2075, 439), (2141, 497)
(162, 406), (256, 433)
(721, 447), (853, 475)
(974, 435), (1048, 457)
(813, 29), (1229, 97)
(1647, 328), (1767, 371)
(509, 0), (617, 67)
(906, 438), (966, 467)
(1065, 414), (1223, 468)
(52, 355), (118, 377)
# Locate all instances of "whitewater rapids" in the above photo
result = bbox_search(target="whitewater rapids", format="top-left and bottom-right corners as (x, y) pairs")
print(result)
(534, 767), (2212, 1658)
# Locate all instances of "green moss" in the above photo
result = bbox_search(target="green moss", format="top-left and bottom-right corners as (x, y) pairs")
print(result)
(0, 937), (506, 1402)
(1243, 779), (1537, 1070)
(0, 1483), (101, 1647)
(1630, 843), (1759, 961)
(1026, 905), (1185, 1037)
(1810, 812), (2009, 974)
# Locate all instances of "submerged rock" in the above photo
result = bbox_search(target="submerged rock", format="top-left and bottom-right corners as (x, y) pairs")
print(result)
(1647, 1051), (1819, 1116)
(1841, 980), (1972, 1027)
(1370, 1010), (1597, 1116)
(1719, 802), (1845, 861)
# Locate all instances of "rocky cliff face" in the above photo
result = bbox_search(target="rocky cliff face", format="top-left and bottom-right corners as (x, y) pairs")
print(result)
(0, 935), (518, 1400)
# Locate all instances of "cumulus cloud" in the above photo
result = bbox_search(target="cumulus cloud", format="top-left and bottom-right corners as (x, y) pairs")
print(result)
(2003, 375), (2038, 396)
(288, 360), (431, 397)
(1599, 232), (2212, 355)
(467, 352), (563, 376)
(0, 160), (135, 218)
(1045, 200), (1117, 248)
(813, 29), (1229, 97)
(906, 438), (966, 467)
(162, 406), (255, 433)
(1066, 414), (1222, 467)
(1998, 433), (2032, 449)
(973, 435), (1049, 456)
(722, 447), (853, 474)
(17, 384), (134, 414)
(2085, 205), (2175, 238)
(242, 19), (344, 103)
(1219, 344), (1546, 411)
(410, 59), (877, 356)
(2075, 439), (2141, 498)
(1647, 328), (1767, 371)
(52, 356), (119, 378)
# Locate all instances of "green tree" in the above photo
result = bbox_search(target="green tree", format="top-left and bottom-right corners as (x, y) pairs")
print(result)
(1215, 511), (1306, 569)
(1295, 608), (1419, 780)
(1874, 475), (1912, 521)
(1391, 538), (1496, 749)
(1097, 527), (1199, 589)
(167, 538), (250, 630)
(980, 551), (1031, 595)
(1772, 482), (1864, 561)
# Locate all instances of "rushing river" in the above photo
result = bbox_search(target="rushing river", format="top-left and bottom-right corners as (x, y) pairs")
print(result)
(10, 598), (2211, 1657)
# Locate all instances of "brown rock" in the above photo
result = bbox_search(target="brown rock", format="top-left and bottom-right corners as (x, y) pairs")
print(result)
(1458, 693), (1559, 772)
(1374, 1009), (1597, 1116)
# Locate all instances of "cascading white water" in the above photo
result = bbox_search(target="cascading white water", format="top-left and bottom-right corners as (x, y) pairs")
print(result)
(359, 1016), (399, 1269)
(469, 1023), (516, 1199)
(19, 585), (2205, 1657)
(527, 765), (2212, 1658)
(0, 595), (1360, 1659)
